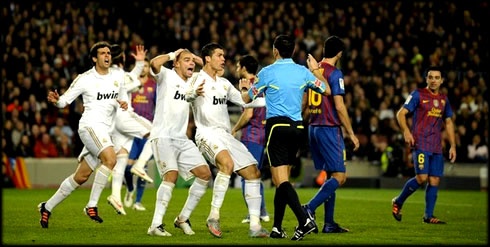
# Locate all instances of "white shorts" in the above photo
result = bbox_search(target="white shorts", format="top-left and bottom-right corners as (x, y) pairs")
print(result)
(151, 137), (208, 181)
(195, 128), (257, 172)
(115, 109), (152, 139)
(77, 124), (114, 170)
(112, 128), (134, 153)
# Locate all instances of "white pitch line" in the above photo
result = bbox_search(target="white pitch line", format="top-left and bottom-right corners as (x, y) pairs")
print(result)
(338, 196), (478, 207)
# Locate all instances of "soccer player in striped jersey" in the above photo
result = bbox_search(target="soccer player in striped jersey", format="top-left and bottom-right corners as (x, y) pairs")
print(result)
(301, 36), (359, 234)
(123, 58), (157, 212)
(231, 55), (270, 224)
(392, 66), (456, 224)
(38, 41), (129, 227)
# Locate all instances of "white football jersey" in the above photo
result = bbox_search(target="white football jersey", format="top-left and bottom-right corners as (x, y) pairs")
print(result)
(112, 61), (144, 111)
(56, 66), (127, 129)
(149, 66), (194, 140)
(188, 70), (246, 133)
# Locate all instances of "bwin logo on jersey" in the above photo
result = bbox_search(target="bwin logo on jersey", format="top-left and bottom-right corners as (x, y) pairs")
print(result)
(97, 91), (119, 100)
(173, 90), (186, 101)
(213, 96), (227, 105)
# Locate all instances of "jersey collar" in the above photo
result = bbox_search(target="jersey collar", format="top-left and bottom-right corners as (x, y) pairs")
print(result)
(274, 58), (294, 64)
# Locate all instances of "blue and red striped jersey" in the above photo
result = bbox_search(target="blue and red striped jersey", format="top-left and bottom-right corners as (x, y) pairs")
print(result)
(307, 62), (345, 126)
(403, 88), (453, 154)
(131, 77), (157, 122)
(241, 78), (266, 145)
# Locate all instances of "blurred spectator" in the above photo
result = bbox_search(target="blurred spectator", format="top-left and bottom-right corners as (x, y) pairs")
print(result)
(15, 134), (34, 157)
(467, 135), (488, 163)
(0, 1), (487, 168)
(49, 117), (74, 141)
(33, 133), (58, 158)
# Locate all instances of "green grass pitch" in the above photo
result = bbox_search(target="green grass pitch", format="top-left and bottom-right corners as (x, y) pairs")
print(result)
(2, 187), (487, 245)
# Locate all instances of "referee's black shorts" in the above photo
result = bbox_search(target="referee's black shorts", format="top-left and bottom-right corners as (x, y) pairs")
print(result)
(264, 116), (304, 167)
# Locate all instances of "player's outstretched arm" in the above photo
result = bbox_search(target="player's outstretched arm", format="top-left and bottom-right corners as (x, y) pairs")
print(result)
(150, 48), (184, 74)
(48, 75), (85, 108)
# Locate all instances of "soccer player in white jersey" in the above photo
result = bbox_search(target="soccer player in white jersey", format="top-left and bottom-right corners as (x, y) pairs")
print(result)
(186, 43), (269, 238)
(106, 44), (152, 216)
(145, 48), (211, 237)
(38, 41), (129, 228)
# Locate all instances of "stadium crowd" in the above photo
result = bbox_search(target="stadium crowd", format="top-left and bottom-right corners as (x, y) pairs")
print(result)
(1, 1), (488, 177)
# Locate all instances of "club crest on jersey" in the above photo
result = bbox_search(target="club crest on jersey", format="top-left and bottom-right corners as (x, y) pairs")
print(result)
(102, 138), (107, 143)
(422, 100), (429, 104)
(223, 85), (228, 91)
(148, 87), (154, 92)
(114, 81), (119, 87)
(433, 99), (439, 107)
(441, 99), (445, 106)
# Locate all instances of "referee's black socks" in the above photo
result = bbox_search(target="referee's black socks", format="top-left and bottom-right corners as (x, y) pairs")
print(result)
(273, 181), (307, 230)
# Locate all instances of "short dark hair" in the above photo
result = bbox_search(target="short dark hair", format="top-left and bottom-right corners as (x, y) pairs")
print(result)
(424, 66), (445, 79)
(323, 36), (345, 58)
(201, 43), (223, 65)
(111, 44), (124, 65)
(238, 55), (258, 74)
(89, 41), (111, 64)
(273, 35), (295, 58)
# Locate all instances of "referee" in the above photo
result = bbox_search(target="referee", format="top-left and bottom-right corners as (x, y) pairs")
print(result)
(241, 34), (331, 241)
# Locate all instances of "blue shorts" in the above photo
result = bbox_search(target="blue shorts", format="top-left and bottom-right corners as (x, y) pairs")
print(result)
(412, 150), (444, 177)
(243, 141), (265, 169)
(129, 137), (151, 160)
(309, 125), (346, 172)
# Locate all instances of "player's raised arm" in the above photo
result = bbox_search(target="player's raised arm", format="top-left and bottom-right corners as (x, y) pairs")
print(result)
(307, 54), (331, 96)
(150, 48), (184, 74)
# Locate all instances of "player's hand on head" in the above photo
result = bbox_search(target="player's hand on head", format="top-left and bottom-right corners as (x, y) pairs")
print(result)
(47, 89), (60, 103)
(307, 54), (319, 72)
(175, 49), (184, 56)
(131, 45), (147, 61)
(116, 99), (128, 111)
(196, 80), (206, 97)
(193, 54), (204, 66)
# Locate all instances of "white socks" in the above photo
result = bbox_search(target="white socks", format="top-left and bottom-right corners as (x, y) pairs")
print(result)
(179, 177), (208, 221)
(87, 165), (111, 208)
(151, 181), (175, 228)
(208, 172), (230, 220)
(133, 141), (153, 170)
(244, 179), (262, 230)
(111, 154), (128, 202)
(45, 174), (80, 212)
